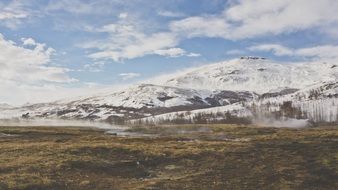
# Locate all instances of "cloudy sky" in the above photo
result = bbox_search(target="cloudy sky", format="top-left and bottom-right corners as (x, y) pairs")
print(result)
(1, 0), (338, 105)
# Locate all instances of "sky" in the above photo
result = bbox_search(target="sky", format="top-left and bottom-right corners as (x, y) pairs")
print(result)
(1, 0), (338, 105)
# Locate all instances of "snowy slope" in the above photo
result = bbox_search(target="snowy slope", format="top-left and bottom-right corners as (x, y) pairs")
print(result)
(0, 57), (337, 125)
(255, 81), (338, 123)
(131, 103), (253, 124)
(59, 84), (212, 109)
(0, 103), (12, 109)
(0, 84), (254, 121)
(164, 57), (338, 93)
(132, 82), (338, 125)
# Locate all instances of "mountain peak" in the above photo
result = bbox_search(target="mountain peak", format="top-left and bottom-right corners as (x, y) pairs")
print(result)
(163, 59), (337, 93)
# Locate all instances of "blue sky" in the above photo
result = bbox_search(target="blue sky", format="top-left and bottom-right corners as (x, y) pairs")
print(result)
(1, 0), (338, 104)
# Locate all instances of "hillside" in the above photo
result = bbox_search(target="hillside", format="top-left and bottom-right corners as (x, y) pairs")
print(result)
(0, 57), (337, 126)
(164, 57), (337, 93)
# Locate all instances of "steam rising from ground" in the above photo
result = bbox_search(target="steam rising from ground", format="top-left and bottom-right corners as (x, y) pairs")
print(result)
(253, 117), (308, 128)
(0, 117), (310, 130)
(0, 119), (116, 129)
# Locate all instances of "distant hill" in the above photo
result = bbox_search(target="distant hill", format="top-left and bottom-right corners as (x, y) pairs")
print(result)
(1, 57), (337, 126)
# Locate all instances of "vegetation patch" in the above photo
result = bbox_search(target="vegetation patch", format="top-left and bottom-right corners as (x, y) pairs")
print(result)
(0, 125), (337, 189)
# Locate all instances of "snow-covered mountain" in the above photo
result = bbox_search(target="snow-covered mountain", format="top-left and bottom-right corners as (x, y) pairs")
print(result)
(131, 81), (338, 126)
(164, 57), (337, 93)
(1, 57), (337, 126)
(0, 84), (255, 122)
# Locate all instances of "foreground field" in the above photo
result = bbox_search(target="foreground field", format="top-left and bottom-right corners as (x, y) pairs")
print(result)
(0, 124), (337, 190)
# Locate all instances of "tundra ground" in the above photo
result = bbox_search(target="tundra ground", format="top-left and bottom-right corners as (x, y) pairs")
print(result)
(0, 124), (337, 190)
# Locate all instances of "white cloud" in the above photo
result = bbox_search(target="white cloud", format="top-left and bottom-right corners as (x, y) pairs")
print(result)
(45, 0), (136, 16)
(21, 37), (38, 46)
(248, 44), (293, 56)
(249, 43), (338, 61)
(154, 48), (186, 57)
(0, 33), (74, 84)
(186, 53), (201, 57)
(0, 33), (79, 105)
(83, 61), (105, 72)
(0, 11), (27, 20)
(157, 10), (185, 18)
(170, 16), (230, 38)
(81, 19), (198, 61)
(0, 1), (30, 28)
(295, 45), (338, 60)
(46, 0), (96, 14)
(118, 12), (128, 19)
(170, 0), (338, 40)
(87, 30), (178, 61)
(119, 73), (141, 80)
(154, 48), (200, 58)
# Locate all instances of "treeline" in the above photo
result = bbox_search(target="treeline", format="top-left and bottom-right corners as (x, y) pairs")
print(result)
(251, 101), (305, 120)
(251, 100), (338, 126)
(107, 98), (338, 126)
(130, 111), (252, 125)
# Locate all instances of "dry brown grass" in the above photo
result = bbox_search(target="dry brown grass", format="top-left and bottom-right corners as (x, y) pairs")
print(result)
(0, 125), (337, 190)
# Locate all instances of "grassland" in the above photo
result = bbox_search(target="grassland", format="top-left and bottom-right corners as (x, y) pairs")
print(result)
(0, 124), (337, 190)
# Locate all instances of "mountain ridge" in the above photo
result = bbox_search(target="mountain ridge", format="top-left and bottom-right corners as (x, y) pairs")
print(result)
(0, 58), (337, 126)
(163, 57), (337, 93)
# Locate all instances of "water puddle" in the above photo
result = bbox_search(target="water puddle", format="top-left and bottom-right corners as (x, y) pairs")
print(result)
(105, 130), (158, 137)
(0, 133), (18, 138)
(103, 126), (251, 142)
